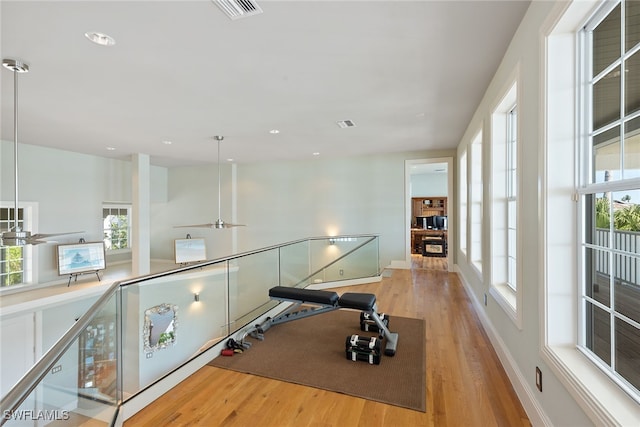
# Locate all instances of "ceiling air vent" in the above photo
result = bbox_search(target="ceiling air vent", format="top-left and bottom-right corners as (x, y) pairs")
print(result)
(336, 120), (356, 128)
(213, 0), (263, 20)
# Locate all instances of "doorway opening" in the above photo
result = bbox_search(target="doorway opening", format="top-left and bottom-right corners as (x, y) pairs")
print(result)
(405, 158), (454, 271)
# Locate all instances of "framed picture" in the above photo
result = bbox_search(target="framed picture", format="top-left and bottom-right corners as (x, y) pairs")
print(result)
(174, 238), (207, 264)
(57, 242), (106, 276)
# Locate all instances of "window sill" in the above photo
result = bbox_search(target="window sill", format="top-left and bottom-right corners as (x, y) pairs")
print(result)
(490, 283), (521, 329)
(471, 260), (483, 278)
(541, 344), (640, 425)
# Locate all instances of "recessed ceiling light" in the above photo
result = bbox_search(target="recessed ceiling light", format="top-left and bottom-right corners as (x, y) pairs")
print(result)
(85, 32), (116, 46)
(106, 147), (116, 151)
(162, 140), (173, 145)
(269, 129), (280, 134)
(226, 158), (234, 162)
(313, 152), (320, 156)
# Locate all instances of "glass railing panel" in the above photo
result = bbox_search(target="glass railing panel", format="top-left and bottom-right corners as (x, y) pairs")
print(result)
(2, 293), (119, 426)
(278, 240), (311, 287)
(310, 236), (380, 284)
(229, 248), (281, 330)
(120, 260), (230, 394)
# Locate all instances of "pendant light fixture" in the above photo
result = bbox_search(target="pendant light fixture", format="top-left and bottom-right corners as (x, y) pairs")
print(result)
(1, 58), (81, 246)
(176, 135), (245, 229)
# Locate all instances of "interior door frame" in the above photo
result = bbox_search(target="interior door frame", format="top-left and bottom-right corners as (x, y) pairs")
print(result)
(404, 157), (454, 271)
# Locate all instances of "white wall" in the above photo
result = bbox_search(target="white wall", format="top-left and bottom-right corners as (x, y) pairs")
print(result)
(411, 172), (447, 197)
(154, 150), (455, 269)
(235, 151), (456, 269)
(0, 141), (168, 284)
(455, 1), (594, 426)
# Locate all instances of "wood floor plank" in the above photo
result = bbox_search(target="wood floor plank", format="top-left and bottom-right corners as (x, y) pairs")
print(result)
(124, 266), (530, 427)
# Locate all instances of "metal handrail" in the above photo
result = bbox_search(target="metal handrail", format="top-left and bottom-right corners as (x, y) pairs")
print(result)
(293, 235), (379, 287)
(0, 234), (379, 424)
(0, 278), (122, 424)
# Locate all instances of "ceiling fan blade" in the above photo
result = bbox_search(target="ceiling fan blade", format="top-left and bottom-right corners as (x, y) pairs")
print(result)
(29, 231), (84, 240)
(174, 219), (245, 229)
(222, 222), (246, 228)
(26, 239), (49, 245)
(1, 230), (83, 246)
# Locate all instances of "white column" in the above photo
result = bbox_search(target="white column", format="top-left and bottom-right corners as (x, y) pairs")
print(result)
(132, 153), (150, 276)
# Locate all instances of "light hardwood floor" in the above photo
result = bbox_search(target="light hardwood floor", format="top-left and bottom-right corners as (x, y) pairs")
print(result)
(125, 267), (530, 427)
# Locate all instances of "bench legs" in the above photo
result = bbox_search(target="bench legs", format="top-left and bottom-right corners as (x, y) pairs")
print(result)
(366, 307), (398, 356)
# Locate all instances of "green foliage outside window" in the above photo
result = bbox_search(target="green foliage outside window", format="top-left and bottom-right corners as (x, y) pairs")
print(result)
(0, 246), (24, 287)
(596, 197), (640, 232)
(103, 213), (130, 250)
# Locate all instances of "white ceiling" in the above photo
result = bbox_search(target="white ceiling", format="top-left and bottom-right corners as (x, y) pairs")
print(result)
(1, 0), (531, 168)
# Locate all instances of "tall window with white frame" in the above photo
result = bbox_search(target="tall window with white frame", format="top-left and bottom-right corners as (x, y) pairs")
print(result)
(103, 205), (131, 251)
(0, 206), (24, 287)
(579, 0), (640, 396)
(490, 80), (519, 324)
(470, 131), (483, 273)
(459, 150), (468, 256)
(507, 106), (518, 291)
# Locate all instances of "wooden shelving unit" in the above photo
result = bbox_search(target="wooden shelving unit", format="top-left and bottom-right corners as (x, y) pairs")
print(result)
(412, 197), (447, 225)
(411, 197), (448, 255)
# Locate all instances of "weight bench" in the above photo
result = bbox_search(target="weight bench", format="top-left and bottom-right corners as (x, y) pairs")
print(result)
(250, 286), (399, 356)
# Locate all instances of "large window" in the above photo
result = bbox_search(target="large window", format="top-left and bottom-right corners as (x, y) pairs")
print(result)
(491, 80), (520, 325)
(470, 131), (483, 273)
(103, 205), (131, 251)
(459, 150), (468, 256)
(579, 0), (640, 396)
(0, 206), (24, 287)
(507, 108), (517, 291)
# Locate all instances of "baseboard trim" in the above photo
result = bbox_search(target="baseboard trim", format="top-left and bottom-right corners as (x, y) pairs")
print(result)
(455, 269), (552, 426)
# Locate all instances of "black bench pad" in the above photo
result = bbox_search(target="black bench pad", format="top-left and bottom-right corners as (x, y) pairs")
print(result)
(269, 286), (339, 306)
(338, 293), (376, 311)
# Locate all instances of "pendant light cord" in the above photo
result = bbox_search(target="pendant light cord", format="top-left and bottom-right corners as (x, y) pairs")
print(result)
(217, 137), (222, 221)
(13, 69), (20, 232)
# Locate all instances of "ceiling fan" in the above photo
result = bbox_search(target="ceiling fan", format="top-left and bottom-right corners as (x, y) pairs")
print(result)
(175, 135), (245, 229)
(1, 58), (82, 246)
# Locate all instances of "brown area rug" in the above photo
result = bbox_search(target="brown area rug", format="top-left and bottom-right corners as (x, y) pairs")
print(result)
(208, 310), (426, 412)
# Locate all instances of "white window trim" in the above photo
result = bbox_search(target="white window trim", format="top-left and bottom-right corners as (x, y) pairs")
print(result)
(459, 149), (468, 258)
(470, 130), (484, 276)
(103, 203), (132, 252)
(0, 201), (38, 287)
(490, 74), (522, 329)
(541, 0), (640, 424)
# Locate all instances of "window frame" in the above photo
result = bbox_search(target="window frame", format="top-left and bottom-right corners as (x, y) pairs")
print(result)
(506, 106), (518, 291)
(542, 0), (640, 424)
(576, 0), (640, 400)
(0, 201), (37, 289)
(470, 130), (484, 274)
(490, 77), (521, 328)
(103, 204), (132, 252)
(459, 149), (468, 257)
(0, 206), (25, 287)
